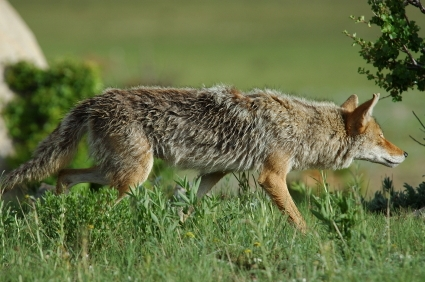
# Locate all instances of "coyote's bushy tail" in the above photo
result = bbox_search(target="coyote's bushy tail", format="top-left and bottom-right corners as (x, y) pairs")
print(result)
(1, 100), (91, 192)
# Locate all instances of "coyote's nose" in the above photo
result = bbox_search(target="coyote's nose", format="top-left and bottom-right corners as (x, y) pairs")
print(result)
(404, 151), (408, 157)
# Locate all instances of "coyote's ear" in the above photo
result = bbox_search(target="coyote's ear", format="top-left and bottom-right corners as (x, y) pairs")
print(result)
(341, 94), (358, 112)
(353, 93), (380, 127)
(345, 93), (380, 135)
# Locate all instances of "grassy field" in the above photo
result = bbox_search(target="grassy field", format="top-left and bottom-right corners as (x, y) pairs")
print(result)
(2, 177), (425, 281)
(3, 1), (425, 280)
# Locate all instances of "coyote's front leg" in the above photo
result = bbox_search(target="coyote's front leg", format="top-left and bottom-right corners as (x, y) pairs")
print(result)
(258, 154), (307, 233)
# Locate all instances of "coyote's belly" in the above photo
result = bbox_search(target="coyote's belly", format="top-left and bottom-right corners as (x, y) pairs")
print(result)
(152, 134), (267, 173)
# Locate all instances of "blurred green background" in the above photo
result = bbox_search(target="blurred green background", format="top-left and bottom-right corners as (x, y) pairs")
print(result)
(8, 0), (425, 193)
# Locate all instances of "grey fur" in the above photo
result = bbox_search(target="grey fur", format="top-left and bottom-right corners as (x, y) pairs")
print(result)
(1, 85), (398, 189)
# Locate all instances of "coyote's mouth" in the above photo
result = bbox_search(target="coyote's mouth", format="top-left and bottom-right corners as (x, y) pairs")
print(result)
(383, 158), (402, 167)
(384, 158), (398, 164)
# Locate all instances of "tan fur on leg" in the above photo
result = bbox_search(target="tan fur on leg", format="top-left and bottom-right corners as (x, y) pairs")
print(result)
(112, 151), (154, 200)
(258, 153), (307, 233)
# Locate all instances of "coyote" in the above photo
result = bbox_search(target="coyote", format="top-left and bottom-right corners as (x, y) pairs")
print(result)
(1, 85), (407, 232)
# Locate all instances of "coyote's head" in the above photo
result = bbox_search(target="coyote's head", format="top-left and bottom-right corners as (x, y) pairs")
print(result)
(341, 93), (407, 168)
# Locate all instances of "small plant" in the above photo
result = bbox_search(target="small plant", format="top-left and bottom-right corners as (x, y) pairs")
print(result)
(128, 184), (179, 240)
(172, 176), (220, 225)
(311, 171), (365, 243)
(234, 171), (252, 195)
(0, 200), (14, 261)
(233, 171), (261, 206)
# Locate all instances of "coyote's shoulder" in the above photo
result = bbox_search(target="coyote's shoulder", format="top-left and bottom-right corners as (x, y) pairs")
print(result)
(1, 85), (407, 233)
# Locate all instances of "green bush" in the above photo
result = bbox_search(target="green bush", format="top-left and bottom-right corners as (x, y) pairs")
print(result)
(3, 60), (102, 183)
(366, 177), (425, 213)
(35, 187), (131, 250)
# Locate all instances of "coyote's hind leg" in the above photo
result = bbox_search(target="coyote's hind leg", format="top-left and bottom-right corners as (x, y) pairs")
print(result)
(57, 150), (154, 200)
(59, 123), (155, 200)
(110, 150), (154, 200)
(57, 166), (108, 194)
(87, 119), (155, 200)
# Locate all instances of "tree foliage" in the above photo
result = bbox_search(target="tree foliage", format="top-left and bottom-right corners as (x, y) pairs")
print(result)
(345, 0), (425, 101)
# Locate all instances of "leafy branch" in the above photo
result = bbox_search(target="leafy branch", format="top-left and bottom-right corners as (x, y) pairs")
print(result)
(405, 0), (425, 14)
(409, 111), (425, 146)
(344, 0), (425, 101)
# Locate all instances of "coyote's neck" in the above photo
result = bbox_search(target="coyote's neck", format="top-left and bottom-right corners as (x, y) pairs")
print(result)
(264, 95), (354, 171)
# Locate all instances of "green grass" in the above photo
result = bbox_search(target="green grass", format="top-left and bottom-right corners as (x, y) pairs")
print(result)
(2, 177), (425, 281)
